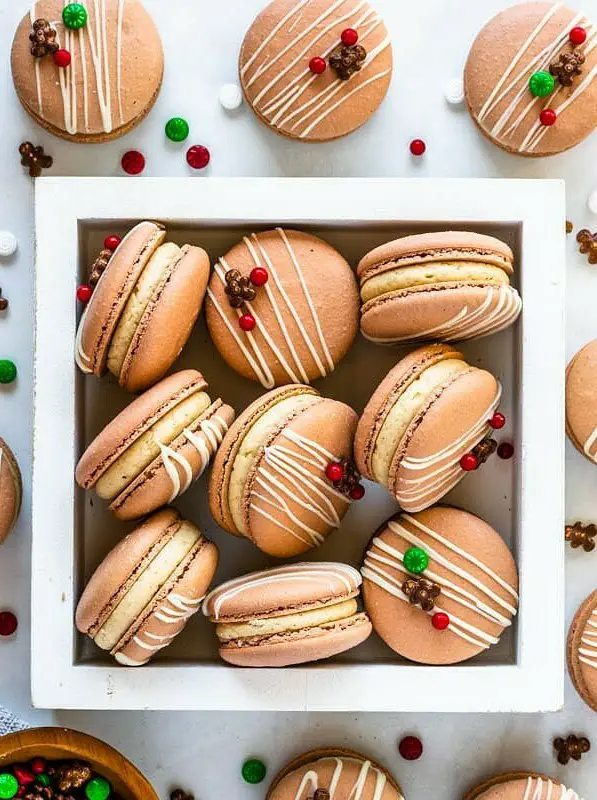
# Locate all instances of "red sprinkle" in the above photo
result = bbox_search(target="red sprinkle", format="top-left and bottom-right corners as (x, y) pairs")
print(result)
(309, 56), (327, 75)
(325, 462), (345, 482)
(569, 25), (587, 45)
(497, 442), (514, 460)
(398, 736), (423, 761)
(250, 267), (269, 287)
(121, 150), (145, 175)
(17, 787), (26, 797)
(409, 138), (426, 156)
(0, 611), (18, 636)
(76, 284), (93, 304)
(539, 108), (557, 126)
(350, 484), (365, 501)
(30, 758), (46, 775)
(104, 234), (122, 251)
(432, 612), (450, 630)
(239, 313), (256, 332)
(489, 411), (506, 430)
(459, 453), (479, 471)
(53, 49), (71, 68)
(341, 28), (359, 46)
(13, 766), (35, 786)
(187, 145), (210, 170)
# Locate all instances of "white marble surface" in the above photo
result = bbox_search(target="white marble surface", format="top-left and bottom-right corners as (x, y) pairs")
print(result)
(1, 0), (597, 797)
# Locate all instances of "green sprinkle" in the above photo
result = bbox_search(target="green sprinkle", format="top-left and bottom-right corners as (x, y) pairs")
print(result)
(0, 360), (17, 384)
(165, 117), (190, 142)
(62, 3), (88, 29)
(403, 546), (429, 575)
(85, 776), (111, 800)
(37, 774), (51, 787)
(0, 773), (18, 799)
(529, 70), (555, 97)
(242, 758), (266, 784)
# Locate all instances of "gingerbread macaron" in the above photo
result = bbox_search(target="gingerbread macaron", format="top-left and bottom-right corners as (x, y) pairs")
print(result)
(567, 589), (597, 712)
(202, 563), (371, 667)
(239, 0), (393, 142)
(0, 438), (22, 546)
(358, 231), (521, 344)
(464, 773), (583, 800)
(11, 0), (163, 142)
(361, 506), (518, 665)
(76, 222), (209, 392)
(209, 384), (362, 558)
(76, 370), (234, 520)
(464, 3), (597, 157)
(206, 228), (359, 387)
(266, 747), (404, 799)
(354, 344), (503, 512)
(566, 340), (597, 462)
(76, 508), (218, 667)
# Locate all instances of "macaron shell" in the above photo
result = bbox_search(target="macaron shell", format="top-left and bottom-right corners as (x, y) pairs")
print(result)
(245, 397), (358, 557)
(76, 222), (166, 376)
(117, 245), (210, 392)
(567, 590), (597, 712)
(463, 774), (582, 800)
(218, 613), (372, 667)
(389, 368), (499, 512)
(76, 370), (207, 489)
(110, 402), (236, 520)
(566, 340), (597, 462)
(205, 229), (359, 387)
(0, 438), (22, 545)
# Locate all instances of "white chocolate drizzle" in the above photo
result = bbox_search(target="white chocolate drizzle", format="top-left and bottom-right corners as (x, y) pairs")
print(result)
(292, 757), (400, 800)
(522, 777), (582, 800)
(583, 425), (597, 461)
(362, 513), (518, 651)
(578, 608), (597, 668)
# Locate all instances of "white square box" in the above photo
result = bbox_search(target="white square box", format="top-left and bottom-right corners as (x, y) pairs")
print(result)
(32, 177), (565, 712)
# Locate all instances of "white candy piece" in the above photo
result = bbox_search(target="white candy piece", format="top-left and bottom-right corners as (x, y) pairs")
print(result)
(0, 231), (17, 258)
(219, 83), (243, 111)
(444, 77), (465, 105)
(588, 190), (597, 214)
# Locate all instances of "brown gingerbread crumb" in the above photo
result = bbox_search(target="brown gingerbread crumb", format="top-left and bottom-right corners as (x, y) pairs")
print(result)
(402, 577), (441, 612)
(554, 734), (590, 765)
(565, 521), (597, 552)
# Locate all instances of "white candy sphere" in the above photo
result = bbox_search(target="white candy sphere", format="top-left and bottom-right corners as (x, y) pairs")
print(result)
(0, 231), (17, 257)
(444, 77), (465, 105)
(588, 190), (597, 214)
(219, 83), (243, 111)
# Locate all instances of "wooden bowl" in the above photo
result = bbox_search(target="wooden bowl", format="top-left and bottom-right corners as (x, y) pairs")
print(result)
(0, 727), (158, 800)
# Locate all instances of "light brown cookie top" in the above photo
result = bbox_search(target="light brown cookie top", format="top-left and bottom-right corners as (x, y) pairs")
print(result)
(239, 0), (393, 142)
(0, 438), (22, 546)
(566, 339), (597, 462)
(465, 773), (584, 800)
(11, 0), (164, 142)
(567, 589), (597, 712)
(464, 3), (597, 157)
(205, 228), (359, 387)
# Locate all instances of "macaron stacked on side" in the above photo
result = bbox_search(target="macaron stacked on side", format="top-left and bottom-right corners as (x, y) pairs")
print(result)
(0, 437), (22, 545)
(566, 339), (597, 462)
(567, 589), (597, 712)
(355, 344), (502, 512)
(76, 508), (218, 666)
(358, 231), (521, 344)
(209, 384), (361, 557)
(76, 370), (234, 520)
(76, 221), (210, 392)
(202, 563), (372, 667)
(464, 773), (584, 800)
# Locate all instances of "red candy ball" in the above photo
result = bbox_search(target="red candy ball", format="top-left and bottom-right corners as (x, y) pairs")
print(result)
(121, 150), (145, 175)
(104, 235), (122, 251)
(497, 442), (514, 460)
(432, 612), (450, 630)
(325, 462), (345, 482)
(539, 108), (557, 126)
(239, 313), (256, 332)
(0, 611), (17, 636)
(13, 766), (35, 786)
(30, 758), (46, 775)
(398, 736), (423, 761)
(53, 49), (71, 68)
(570, 25), (587, 45)
(341, 28), (359, 46)
(187, 145), (210, 170)
(489, 411), (506, 430)
(409, 138), (426, 156)
(76, 284), (93, 303)
(460, 453), (479, 472)
(350, 484), (365, 501)
(309, 56), (327, 75)
(250, 267), (269, 287)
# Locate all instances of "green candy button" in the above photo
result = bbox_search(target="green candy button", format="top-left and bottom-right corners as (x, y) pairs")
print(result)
(37, 774), (51, 787)
(85, 776), (111, 800)
(0, 360), (16, 384)
(63, 3), (88, 29)
(0, 773), (18, 800)
(403, 546), (429, 575)
(529, 70), (555, 97)
(165, 117), (190, 142)
(242, 758), (266, 784)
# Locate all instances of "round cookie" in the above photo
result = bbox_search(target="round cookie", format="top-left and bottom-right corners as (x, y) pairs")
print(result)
(464, 773), (583, 800)
(0, 438), (22, 546)
(205, 228), (359, 387)
(361, 506), (518, 665)
(209, 384), (361, 558)
(11, 0), (163, 143)
(76, 222), (210, 392)
(202, 563), (371, 667)
(76, 508), (218, 666)
(464, 3), (597, 157)
(567, 589), (597, 711)
(358, 231), (522, 345)
(566, 340), (597, 462)
(239, 0), (393, 142)
(76, 370), (235, 520)
(266, 747), (404, 800)
(354, 344), (502, 512)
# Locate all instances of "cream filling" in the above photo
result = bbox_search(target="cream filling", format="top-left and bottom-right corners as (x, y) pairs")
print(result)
(360, 261), (509, 303)
(372, 359), (469, 484)
(96, 391), (211, 500)
(216, 598), (358, 642)
(94, 521), (201, 651)
(228, 393), (320, 535)
(107, 242), (181, 377)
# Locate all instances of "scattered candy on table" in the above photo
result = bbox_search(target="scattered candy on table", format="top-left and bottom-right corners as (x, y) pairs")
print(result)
(409, 138), (426, 156)
(0, 231), (17, 257)
(565, 521), (597, 553)
(241, 758), (267, 784)
(0, 611), (18, 636)
(497, 441), (514, 460)
(62, 3), (88, 29)
(444, 77), (464, 105)
(0, 289), (8, 312)
(398, 736), (423, 761)
(186, 145), (210, 170)
(588, 191), (597, 215)
(165, 117), (190, 143)
(554, 734), (590, 765)
(121, 150), (145, 175)
(0, 360), (17, 385)
(566, 220), (574, 234)
(19, 142), (52, 178)
(170, 790), (194, 800)
(219, 83), (243, 110)
(577, 228), (597, 263)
